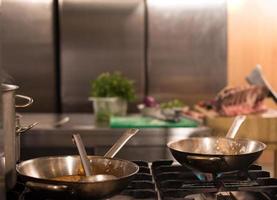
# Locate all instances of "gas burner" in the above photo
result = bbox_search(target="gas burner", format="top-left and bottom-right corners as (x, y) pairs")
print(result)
(152, 160), (277, 200)
(186, 191), (272, 200)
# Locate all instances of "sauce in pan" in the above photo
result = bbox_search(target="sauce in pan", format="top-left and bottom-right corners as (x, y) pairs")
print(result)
(50, 174), (118, 182)
(51, 175), (83, 182)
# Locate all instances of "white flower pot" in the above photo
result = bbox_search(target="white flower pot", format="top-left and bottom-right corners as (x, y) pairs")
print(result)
(89, 97), (127, 122)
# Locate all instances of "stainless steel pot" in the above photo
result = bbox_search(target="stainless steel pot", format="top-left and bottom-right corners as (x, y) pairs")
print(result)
(2, 84), (35, 189)
(17, 156), (139, 199)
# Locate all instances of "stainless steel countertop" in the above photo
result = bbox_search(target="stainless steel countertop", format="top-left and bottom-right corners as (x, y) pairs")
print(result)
(20, 113), (212, 148)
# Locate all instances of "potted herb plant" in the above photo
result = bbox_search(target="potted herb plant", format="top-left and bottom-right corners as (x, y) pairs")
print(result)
(89, 72), (136, 122)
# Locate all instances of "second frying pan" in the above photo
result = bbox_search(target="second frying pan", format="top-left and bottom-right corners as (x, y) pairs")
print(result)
(168, 115), (266, 174)
(168, 137), (266, 173)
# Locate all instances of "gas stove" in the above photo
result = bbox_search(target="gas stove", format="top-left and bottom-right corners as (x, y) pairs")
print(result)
(7, 160), (277, 200)
(152, 160), (277, 200)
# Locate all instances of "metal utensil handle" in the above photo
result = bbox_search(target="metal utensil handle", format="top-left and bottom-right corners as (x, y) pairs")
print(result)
(16, 122), (38, 135)
(15, 95), (33, 108)
(225, 115), (246, 139)
(26, 181), (69, 192)
(54, 116), (70, 127)
(104, 128), (139, 158)
(186, 155), (222, 161)
(72, 134), (92, 176)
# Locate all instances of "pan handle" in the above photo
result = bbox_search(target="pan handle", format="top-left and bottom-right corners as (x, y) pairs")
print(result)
(104, 128), (139, 158)
(186, 155), (222, 161)
(26, 181), (70, 192)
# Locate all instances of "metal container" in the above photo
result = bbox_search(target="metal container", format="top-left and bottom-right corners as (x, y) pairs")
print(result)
(2, 84), (34, 189)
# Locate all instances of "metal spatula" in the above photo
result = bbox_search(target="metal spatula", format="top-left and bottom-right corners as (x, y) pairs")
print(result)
(72, 129), (139, 182)
(72, 134), (116, 181)
(246, 64), (277, 103)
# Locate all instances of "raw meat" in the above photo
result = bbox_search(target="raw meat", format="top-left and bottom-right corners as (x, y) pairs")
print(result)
(198, 85), (269, 116)
(214, 85), (269, 116)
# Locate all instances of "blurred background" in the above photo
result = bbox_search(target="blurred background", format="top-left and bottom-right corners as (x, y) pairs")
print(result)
(3, 0), (276, 113)
(1, 1), (277, 199)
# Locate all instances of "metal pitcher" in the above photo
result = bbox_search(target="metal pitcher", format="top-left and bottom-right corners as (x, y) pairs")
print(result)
(2, 84), (36, 190)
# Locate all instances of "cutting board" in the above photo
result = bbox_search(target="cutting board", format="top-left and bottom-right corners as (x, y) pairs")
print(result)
(110, 115), (198, 128)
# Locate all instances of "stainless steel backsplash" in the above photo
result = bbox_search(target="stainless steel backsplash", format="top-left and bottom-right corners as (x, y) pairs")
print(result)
(60, 0), (145, 112)
(147, 0), (227, 105)
(0, 0), (6, 198)
(2, 0), (227, 112)
(2, 0), (57, 112)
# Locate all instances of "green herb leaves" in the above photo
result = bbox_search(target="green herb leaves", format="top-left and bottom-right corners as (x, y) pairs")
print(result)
(90, 72), (136, 101)
(160, 99), (185, 109)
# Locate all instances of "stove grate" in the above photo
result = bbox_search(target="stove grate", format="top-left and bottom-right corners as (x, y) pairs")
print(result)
(151, 160), (277, 200)
(7, 160), (277, 200)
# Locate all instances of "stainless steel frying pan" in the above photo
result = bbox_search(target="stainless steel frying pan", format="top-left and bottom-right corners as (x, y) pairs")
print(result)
(167, 137), (266, 173)
(17, 155), (139, 199)
(16, 129), (140, 199)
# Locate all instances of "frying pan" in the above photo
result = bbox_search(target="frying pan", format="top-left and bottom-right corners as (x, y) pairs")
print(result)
(17, 155), (139, 199)
(167, 116), (267, 174)
(16, 129), (140, 199)
(168, 137), (266, 173)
